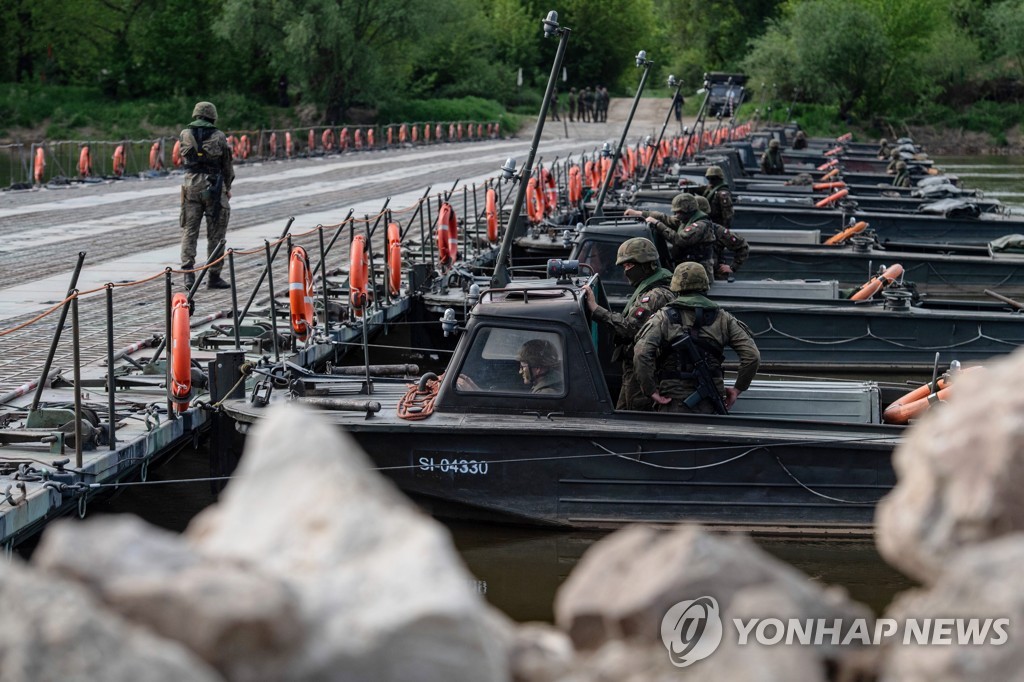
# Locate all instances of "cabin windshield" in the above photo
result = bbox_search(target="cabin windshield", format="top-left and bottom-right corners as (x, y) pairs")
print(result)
(577, 240), (625, 287)
(454, 327), (567, 397)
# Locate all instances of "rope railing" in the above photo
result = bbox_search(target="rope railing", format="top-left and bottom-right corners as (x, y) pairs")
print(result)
(1, 119), (503, 188)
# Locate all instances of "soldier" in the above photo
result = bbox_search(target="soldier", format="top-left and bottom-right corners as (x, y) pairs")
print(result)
(622, 193), (717, 280)
(702, 166), (734, 228)
(549, 88), (561, 121)
(597, 86), (609, 122)
(877, 138), (891, 159)
(516, 339), (564, 394)
(892, 160), (911, 188)
(885, 148), (902, 174)
(759, 139), (785, 174)
(568, 87), (578, 122)
(582, 237), (675, 410)
(633, 262), (760, 414)
(792, 130), (807, 150)
(179, 101), (234, 289)
(580, 87), (592, 122)
(695, 194), (749, 281)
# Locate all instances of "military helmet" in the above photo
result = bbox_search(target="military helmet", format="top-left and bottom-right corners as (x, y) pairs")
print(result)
(895, 160), (907, 170)
(615, 237), (659, 266)
(705, 165), (725, 180)
(516, 339), (560, 368)
(891, 149), (900, 159)
(670, 261), (710, 294)
(879, 138), (888, 145)
(768, 139), (780, 149)
(192, 101), (218, 122)
(671, 192), (697, 214)
(695, 195), (711, 213)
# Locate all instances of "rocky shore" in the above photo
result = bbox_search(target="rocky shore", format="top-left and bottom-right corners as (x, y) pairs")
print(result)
(4, 349), (1024, 680)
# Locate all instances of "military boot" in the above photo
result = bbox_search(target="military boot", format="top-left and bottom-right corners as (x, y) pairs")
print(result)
(207, 273), (231, 290)
(183, 272), (196, 290)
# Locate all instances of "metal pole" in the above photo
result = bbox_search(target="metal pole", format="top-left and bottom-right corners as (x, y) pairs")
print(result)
(491, 13), (571, 288)
(265, 241), (281, 362)
(105, 284), (116, 450)
(164, 269), (176, 420)
(641, 80), (683, 186)
(30, 252), (85, 412)
(594, 54), (653, 216)
(149, 240), (224, 367)
(318, 226), (330, 328)
(311, 209), (355, 273)
(228, 250), (241, 349)
(71, 293), (83, 468)
(364, 217), (378, 311)
(239, 217), (294, 321)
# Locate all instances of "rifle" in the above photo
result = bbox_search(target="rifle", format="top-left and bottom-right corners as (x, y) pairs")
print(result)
(206, 172), (225, 225)
(671, 334), (728, 414)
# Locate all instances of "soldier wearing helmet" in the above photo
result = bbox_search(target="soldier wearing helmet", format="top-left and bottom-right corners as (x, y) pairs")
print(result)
(792, 130), (808, 150)
(892, 160), (911, 188)
(516, 339), (564, 394)
(623, 192), (718, 279)
(179, 101), (234, 290)
(885, 148), (903, 174)
(702, 165), (734, 228)
(582, 237), (675, 410)
(877, 138), (891, 160)
(759, 138), (785, 174)
(633, 261), (759, 414)
(695, 194), (749, 280)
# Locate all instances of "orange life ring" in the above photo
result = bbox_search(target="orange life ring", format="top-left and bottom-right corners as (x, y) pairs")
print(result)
(823, 145), (843, 157)
(285, 132), (294, 158)
(824, 221), (868, 246)
(78, 145), (92, 178)
(289, 246), (315, 340)
(367, 129), (375, 147)
(525, 177), (545, 223)
(307, 129), (315, 155)
(339, 128), (349, 150)
(269, 132), (278, 158)
(399, 124), (408, 144)
(485, 188), (499, 243)
(354, 129), (364, 149)
(435, 124), (442, 141)
(241, 134), (251, 159)
(436, 202), (459, 265)
(820, 168), (839, 182)
(837, 132), (852, 143)
(541, 168), (557, 215)
(449, 123), (456, 140)
(424, 125), (431, 143)
(387, 222), (402, 295)
(882, 366), (979, 424)
(322, 128), (335, 151)
(172, 140), (182, 168)
(568, 165), (583, 204)
(149, 141), (163, 171)
(815, 188), (848, 208)
(812, 181), (846, 191)
(411, 125), (419, 143)
(170, 292), (192, 412)
(850, 263), (904, 301)
(32, 146), (45, 184)
(817, 158), (838, 172)
(350, 234), (369, 316)
(112, 144), (126, 177)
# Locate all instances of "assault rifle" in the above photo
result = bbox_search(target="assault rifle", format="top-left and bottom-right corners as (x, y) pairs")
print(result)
(671, 334), (728, 415)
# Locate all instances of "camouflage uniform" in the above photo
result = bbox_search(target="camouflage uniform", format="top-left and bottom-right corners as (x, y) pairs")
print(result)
(885, 149), (902, 174)
(792, 131), (808, 150)
(702, 166), (734, 228)
(695, 195), (749, 279)
(179, 101), (234, 284)
(759, 139), (785, 174)
(877, 138), (891, 160)
(517, 339), (564, 394)
(639, 193), (717, 280)
(589, 238), (675, 410)
(633, 263), (760, 414)
(892, 161), (911, 188)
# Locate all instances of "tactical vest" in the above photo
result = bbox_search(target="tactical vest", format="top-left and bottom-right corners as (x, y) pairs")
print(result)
(182, 126), (223, 175)
(668, 219), (716, 268)
(657, 306), (724, 379)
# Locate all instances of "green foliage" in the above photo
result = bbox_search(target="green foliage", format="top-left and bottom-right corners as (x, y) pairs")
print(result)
(378, 97), (506, 123)
(988, 0), (1024, 79)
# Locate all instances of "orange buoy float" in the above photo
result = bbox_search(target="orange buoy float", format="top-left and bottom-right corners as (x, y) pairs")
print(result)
(400, 123), (408, 144)
(339, 128), (349, 150)
(435, 124), (442, 141)
(240, 134), (251, 159)
(812, 181), (846, 191)
(78, 145), (92, 178)
(308, 129), (315, 155)
(285, 131), (293, 158)
(485, 188), (499, 243)
(568, 165), (583, 204)
(850, 263), (904, 301)
(815, 188), (848, 208)
(882, 366), (979, 424)
(322, 128), (335, 152)
(354, 129), (364, 149)
(289, 246), (316, 340)
(824, 221), (868, 245)
(169, 292), (192, 412)
(172, 140), (182, 168)
(349, 234), (369, 316)
(269, 132), (278, 158)
(436, 202), (459, 266)
(525, 177), (545, 223)
(541, 168), (557, 215)
(387, 222), (402, 295)
(149, 141), (163, 171)
(31, 146), (45, 184)
(411, 124), (419, 143)
(817, 158), (838, 172)
(820, 168), (839, 182)
(112, 144), (126, 177)
(367, 128), (375, 147)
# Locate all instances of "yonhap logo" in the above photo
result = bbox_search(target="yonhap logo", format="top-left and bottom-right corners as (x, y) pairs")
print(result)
(660, 596), (724, 667)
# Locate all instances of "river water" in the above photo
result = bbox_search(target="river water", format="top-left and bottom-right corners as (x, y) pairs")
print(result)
(37, 154), (1024, 621)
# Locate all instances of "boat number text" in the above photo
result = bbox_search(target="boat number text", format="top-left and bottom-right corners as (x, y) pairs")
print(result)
(418, 457), (490, 475)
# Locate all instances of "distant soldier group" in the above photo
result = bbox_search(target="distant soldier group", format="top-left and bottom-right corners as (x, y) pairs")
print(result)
(567, 86), (609, 122)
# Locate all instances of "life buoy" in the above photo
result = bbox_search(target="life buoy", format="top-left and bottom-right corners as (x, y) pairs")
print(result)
(269, 132), (278, 158)
(477, 123), (484, 138)
(289, 246), (315, 340)
(812, 181), (846, 191)
(32, 146), (45, 184)
(386, 127), (394, 146)
(824, 145), (843, 157)
(850, 263), (904, 301)
(240, 134), (251, 159)
(485, 188), (499, 243)
(820, 168), (839, 182)
(436, 202), (459, 265)
(112, 144), (126, 177)
(170, 292), (192, 412)
(815, 188), (848, 208)
(349, 234), (369, 316)
(354, 129), (364, 149)
(600, 157), (612, 186)
(399, 124), (408, 144)
(882, 366), (979, 424)
(149, 141), (163, 171)
(308, 129), (315, 155)
(285, 132), (294, 158)
(226, 135), (239, 160)
(78, 145), (92, 178)
(367, 129), (375, 147)
(172, 140), (182, 168)
(541, 168), (557, 215)
(449, 123), (456, 140)
(411, 125), (419, 143)
(817, 158), (838, 172)
(435, 124), (442, 141)
(837, 132), (852, 143)
(387, 222), (402, 295)
(339, 128), (349, 150)
(525, 177), (545, 223)
(568, 165), (583, 204)
(824, 221), (868, 245)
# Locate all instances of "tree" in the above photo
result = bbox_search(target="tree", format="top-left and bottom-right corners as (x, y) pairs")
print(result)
(988, 0), (1024, 79)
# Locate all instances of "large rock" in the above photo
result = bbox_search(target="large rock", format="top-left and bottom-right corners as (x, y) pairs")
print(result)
(876, 358), (1024, 583)
(554, 524), (869, 657)
(32, 515), (302, 681)
(879, 534), (1024, 681)
(0, 557), (219, 682)
(185, 403), (511, 682)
